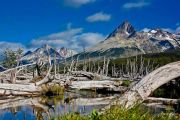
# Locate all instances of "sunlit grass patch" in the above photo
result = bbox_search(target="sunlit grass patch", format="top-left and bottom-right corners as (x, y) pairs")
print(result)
(41, 84), (65, 96)
(56, 105), (178, 120)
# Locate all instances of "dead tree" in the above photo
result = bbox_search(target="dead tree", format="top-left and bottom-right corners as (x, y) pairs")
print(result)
(54, 49), (57, 77)
(10, 69), (17, 84)
(9, 54), (22, 83)
(118, 56), (158, 80)
(106, 61), (180, 109)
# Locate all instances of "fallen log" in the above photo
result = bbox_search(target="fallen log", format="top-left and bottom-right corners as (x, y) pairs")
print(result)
(69, 71), (129, 81)
(69, 71), (110, 80)
(0, 63), (36, 76)
(70, 96), (116, 106)
(108, 61), (180, 109)
(145, 97), (180, 105)
(69, 80), (120, 89)
(0, 83), (38, 92)
(69, 80), (127, 92)
(0, 66), (54, 96)
(35, 66), (52, 86)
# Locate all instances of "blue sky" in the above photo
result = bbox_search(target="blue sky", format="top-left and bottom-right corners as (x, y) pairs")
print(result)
(0, 0), (180, 52)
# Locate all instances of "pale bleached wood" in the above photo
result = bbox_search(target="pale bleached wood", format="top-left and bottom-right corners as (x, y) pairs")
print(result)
(0, 89), (39, 96)
(69, 80), (127, 92)
(71, 96), (116, 106)
(110, 61), (180, 109)
(69, 71), (111, 80)
(35, 66), (52, 86)
(0, 83), (38, 92)
(145, 97), (180, 105)
(0, 63), (36, 76)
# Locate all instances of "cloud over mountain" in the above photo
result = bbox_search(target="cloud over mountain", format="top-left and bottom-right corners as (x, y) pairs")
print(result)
(0, 42), (26, 60)
(30, 25), (105, 51)
(0, 42), (25, 53)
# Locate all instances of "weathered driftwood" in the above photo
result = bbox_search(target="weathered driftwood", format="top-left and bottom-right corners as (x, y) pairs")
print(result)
(70, 80), (120, 89)
(0, 83), (38, 92)
(10, 69), (17, 83)
(69, 71), (127, 81)
(0, 63), (36, 76)
(69, 71), (110, 80)
(35, 66), (52, 86)
(145, 97), (180, 105)
(70, 96), (116, 106)
(0, 66), (54, 96)
(69, 80), (127, 92)
(109, 61), (180, 109)
(0, 89), (39, 96)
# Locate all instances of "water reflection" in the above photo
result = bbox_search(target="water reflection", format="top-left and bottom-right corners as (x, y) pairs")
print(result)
(0, 90), (116, 120)
(0, 90), (179, 120)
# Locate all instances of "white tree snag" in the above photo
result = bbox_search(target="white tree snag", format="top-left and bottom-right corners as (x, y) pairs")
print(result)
(70, 80), (119, 89)
(10, 69), (17, 84)
(35, 66), (52, 86)
(69, 80), (127, 92)
(114, 61), (180, 109)
(69, 71), (110, 80)
(0, 83), (38, 92)
(71, 96), (116, 106)
(0, 90), (39, 96)
(0, 63), (36, 76)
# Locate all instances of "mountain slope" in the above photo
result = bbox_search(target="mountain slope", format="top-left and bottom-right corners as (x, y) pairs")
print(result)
(21, 44), (78, 63)
(85, 21), (180, 58)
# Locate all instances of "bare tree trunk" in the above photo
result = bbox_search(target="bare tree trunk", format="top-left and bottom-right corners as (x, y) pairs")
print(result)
(102, 57), (106, 75)
(105, 58), (110, 76)
(54, 50), (57, 77)
(10, 69), (17, 84)
(35, 66), (52, 86)
(109, 61), (180, 109)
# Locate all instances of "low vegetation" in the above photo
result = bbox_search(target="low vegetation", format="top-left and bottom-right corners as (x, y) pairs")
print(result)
(56, 106), (179, 120)
(121, 80), (132, 87)
(41, 84), (65, 96)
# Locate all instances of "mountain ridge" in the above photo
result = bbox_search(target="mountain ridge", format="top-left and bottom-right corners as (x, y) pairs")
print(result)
(85, 21), (180, 58)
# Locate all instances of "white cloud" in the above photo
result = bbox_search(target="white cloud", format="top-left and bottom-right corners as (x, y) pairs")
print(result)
(123, 1), (150, 9)
(76, 33), (105, 47)
(30, 25), (105, 51)
(0, 42), (26, 60)
(30, 27), (83, 49)
(63, 0), (96, 7)
(176, 23), (180, 26)
(0, 42), (25, 53)
(141, 28), (151, 32)
(176, 26), (180, 34)
(162, 28), (174, 33)
(162, 26), (180, 34)
(86, 12), (111, 23)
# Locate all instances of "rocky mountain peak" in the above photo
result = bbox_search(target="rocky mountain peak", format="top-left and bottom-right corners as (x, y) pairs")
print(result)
(107, 20), (136, 39)
(148, 28), (172, 38)
(120, 21), (135, 33)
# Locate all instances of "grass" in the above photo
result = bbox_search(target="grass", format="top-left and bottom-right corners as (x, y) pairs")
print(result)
(121, 80), (132, 87)
(41, 84), (65, 96)
(56, 106), (179, 120)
